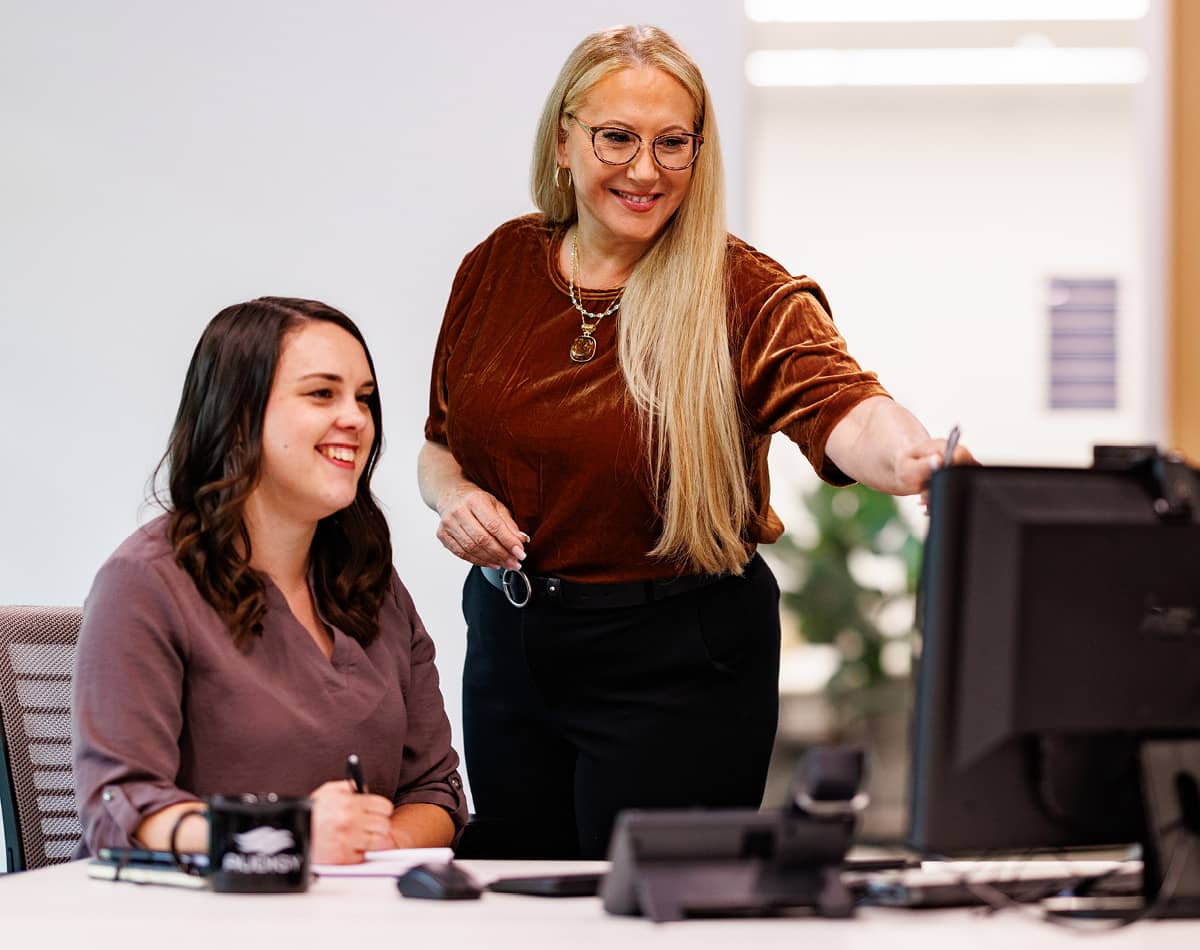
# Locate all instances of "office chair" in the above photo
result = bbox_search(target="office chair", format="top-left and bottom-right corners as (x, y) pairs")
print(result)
(0, 606), (82, 871)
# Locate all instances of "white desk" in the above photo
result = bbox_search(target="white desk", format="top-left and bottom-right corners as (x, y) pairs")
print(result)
(2, 859), (1199, 949)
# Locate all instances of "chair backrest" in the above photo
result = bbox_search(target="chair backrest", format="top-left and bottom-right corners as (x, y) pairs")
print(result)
(0, 606), (82, 871)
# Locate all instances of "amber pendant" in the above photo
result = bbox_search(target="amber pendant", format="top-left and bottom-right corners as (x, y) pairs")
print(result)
(570, 334), (597, 363)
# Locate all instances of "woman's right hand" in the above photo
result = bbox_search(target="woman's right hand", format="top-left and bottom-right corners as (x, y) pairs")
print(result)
(309, 780), (395, 865)
(435, 480), (528, 570)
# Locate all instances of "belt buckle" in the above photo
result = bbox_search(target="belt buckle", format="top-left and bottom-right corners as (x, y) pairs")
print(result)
(501, 568), (532, 608)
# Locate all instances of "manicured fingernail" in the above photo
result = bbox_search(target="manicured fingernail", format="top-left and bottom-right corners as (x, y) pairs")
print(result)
(928, 455), (940, 472)
(513, 546), (526, 560)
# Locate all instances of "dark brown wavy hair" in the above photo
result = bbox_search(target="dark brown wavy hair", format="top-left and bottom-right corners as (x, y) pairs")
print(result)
(154, 297), (392, 650)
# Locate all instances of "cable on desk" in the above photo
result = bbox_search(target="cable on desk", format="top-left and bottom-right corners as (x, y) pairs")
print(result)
(912, 850), (1133, 932)
(917, 827), (1192, 933)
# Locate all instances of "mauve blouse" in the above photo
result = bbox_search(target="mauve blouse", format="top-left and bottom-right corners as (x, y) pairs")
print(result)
(72, 516), (468, 856)
(426, 214), (890, 583)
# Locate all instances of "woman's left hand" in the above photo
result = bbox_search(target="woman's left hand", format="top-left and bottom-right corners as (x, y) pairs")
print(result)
(900, 436), (978, 511)
(896, 435), (978, 496)
(826, 398), (977, 498)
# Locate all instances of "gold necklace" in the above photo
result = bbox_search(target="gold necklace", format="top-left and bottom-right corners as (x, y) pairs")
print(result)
(567, 230), (622, 363)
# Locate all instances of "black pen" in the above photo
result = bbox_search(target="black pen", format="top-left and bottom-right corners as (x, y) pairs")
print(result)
(346, 753), (365, 793)
(942, 425), (961, 469)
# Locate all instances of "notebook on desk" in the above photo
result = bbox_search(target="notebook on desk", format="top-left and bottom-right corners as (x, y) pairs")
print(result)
(88, 848), (209, 889)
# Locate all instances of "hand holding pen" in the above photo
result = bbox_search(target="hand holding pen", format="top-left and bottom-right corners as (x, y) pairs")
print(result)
(941, 425), (961, 469)
(308, 754), (393, 864)
(346, 753), (366, 793)
(918, 425), (976, 513)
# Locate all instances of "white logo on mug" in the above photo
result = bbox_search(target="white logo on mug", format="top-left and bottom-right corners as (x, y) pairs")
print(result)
(233, 827), (296, 856)
(222, 826), (303, 874)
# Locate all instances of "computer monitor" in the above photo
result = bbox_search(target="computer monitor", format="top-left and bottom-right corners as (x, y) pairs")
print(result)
(908, 449), (1200, 912)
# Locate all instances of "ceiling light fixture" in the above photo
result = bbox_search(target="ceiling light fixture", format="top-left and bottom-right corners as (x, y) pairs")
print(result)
(745, 0), (1149, 24)
(745, 47), (1148, 87)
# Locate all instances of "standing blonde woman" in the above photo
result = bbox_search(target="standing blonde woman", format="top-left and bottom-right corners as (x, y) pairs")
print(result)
(419, 25), (972, 858)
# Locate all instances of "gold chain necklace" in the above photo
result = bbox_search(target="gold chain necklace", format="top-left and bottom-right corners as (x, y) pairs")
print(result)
(567, 230), (622, 363)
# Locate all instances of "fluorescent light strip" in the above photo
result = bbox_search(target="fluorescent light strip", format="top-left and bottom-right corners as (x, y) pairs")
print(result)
(746, 47), (1148, 87)
(746, 0), (1149, 23)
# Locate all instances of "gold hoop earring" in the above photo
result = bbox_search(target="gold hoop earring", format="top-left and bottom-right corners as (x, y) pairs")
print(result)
(555, 165), (572, 191)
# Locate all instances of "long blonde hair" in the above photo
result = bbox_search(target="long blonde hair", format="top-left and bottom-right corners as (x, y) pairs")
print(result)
(531, 25), (751, 575)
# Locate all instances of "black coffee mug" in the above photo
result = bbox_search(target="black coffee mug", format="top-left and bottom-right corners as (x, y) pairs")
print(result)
(171, 793), (312, 893)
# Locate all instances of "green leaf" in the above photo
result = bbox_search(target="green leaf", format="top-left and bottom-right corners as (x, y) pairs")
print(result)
(775, 482), (919, 692)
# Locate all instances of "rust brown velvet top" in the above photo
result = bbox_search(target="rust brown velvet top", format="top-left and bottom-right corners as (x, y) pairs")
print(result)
(425, 214), (889, 583)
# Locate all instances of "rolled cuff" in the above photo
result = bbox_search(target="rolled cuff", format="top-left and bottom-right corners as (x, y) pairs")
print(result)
(801, 383), (892, 487)
(393, 772), (469, 846)
(79, 781), (202, 857)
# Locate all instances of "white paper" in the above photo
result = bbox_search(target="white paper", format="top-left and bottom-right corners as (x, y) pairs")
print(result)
(311, 847), (454, 877)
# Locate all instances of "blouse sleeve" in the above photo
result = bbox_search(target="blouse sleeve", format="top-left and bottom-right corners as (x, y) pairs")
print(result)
(71, 556), (201, 855)
(387, 579), (469, 838)
(424, 235), (493, 446)
(738, 279), (890, 485)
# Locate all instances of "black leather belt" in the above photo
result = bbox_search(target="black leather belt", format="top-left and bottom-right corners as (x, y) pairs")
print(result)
(479, 565), (723, 609)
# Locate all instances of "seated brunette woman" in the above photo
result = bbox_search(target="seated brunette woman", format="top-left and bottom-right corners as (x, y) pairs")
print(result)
(72, 297), (467, 862)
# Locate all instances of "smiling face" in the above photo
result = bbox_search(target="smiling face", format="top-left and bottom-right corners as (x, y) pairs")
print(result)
(558, 65), (697, 262)
(250, 320), (377, 529)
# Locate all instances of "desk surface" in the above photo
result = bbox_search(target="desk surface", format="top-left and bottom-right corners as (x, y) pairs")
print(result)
(3, 859), (1199, 949)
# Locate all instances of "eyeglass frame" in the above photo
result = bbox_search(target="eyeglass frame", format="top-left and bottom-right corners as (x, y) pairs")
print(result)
(564, 112), (704, 172)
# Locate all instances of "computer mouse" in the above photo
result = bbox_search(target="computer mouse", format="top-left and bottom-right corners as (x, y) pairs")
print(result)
(396, 862), (483, 901)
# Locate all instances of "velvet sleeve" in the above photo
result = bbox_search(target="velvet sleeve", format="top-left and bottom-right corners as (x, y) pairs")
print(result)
(424, 235), (493, 446)
(386, 578), (469, 840)
(738, 280), (890, 486)
(71, 556), (201, 855)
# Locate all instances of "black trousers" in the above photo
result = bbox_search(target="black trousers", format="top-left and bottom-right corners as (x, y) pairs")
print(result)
(461, 553), (781, 859)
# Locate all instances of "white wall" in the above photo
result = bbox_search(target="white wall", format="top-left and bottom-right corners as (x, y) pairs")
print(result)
(0, 1), (746, 813)
(751, 85), (1145, 467)
(746, 13), (1168, 530)
(0, 1), (1169, 837)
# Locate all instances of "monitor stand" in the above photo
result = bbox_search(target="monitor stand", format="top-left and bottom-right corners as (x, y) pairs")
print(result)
(1139, 740), (1200, 917)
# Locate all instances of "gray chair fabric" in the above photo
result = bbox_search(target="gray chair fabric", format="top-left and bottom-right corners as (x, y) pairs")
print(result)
(0, 606), (82, 871)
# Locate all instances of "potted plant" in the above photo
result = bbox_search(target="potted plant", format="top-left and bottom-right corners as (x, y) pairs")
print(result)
(770, 482), (923, 840)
